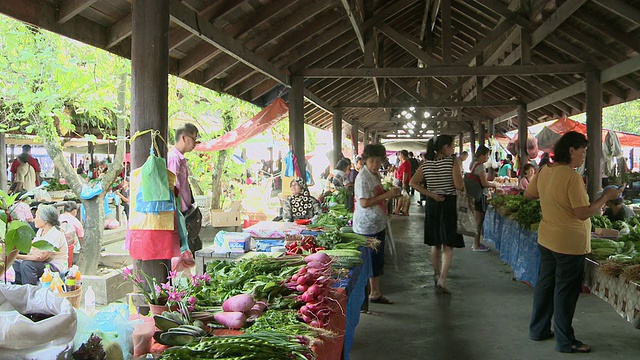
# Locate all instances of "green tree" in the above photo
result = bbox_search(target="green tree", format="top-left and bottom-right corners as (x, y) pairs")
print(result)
(0, 17), (126, 274)
(572, 99), (640, 134)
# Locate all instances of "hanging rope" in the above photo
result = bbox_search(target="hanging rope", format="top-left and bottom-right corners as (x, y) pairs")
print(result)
(130, 129), (167, 156)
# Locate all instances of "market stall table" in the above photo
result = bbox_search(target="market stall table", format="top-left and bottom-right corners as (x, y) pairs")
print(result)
(483, 206), (640, 326)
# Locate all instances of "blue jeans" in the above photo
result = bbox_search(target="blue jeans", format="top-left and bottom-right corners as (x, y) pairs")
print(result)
(529, 245), (585, 352)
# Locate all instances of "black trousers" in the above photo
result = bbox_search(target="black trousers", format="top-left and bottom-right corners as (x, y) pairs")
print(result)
(529, 244), (585, 352)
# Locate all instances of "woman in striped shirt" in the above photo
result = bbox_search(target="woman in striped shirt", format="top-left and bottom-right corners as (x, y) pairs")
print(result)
(410, 135), (464, 294)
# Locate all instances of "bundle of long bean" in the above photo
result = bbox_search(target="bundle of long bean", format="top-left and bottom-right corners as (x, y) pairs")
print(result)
(159, 332), (314, 360)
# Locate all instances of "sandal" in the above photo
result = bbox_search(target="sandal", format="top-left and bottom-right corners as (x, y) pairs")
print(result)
(570, 341), (591, 353)
(370, 296), (393, 304)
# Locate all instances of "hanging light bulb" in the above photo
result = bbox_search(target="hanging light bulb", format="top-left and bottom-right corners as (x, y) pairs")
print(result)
(421, 123), (427, 129)
(424, 111), (430, 118)
(401, 110), (407, 115)
(409, 106), (415, 112)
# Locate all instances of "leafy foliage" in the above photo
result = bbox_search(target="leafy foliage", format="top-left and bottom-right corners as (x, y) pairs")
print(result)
(572, 99), (640, 134)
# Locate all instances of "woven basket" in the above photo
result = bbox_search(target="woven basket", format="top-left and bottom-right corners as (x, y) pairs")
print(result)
(56, 286), (83, 309)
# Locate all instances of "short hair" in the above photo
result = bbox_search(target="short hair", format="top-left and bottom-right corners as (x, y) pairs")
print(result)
(64, 201), (79, 213)
(461, 151), (469, 156)
(474, 145), (490, 159)
(553, 131), (588, 164)
(175, 123), (199, 142)
(506, 154), (513, 160)
(335, 159), (350, 171)
(22, 145), (31, 152)
(37, 204), (60, 227)
(362, 144), (387, 161)
(523, 163), (535, 172)
(399, 149), (409, 158)
(408, 151), (414, 157)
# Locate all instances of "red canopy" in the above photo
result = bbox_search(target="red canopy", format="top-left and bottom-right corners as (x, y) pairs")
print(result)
(547, 117), (640, 148)
(195, 98), (289, 152)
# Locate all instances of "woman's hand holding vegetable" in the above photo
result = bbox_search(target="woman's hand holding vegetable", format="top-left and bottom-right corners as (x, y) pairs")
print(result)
(387, 187), (401, 199)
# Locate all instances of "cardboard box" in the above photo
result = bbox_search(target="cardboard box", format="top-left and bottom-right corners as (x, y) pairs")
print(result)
(213, 231), (251, 253)
(210, 201), (243, 228)
(595, 228), (620, 238)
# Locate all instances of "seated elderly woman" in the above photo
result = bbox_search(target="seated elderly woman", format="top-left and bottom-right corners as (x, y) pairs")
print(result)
(282, 177), (322, 222)
(12, 204), (68, 285)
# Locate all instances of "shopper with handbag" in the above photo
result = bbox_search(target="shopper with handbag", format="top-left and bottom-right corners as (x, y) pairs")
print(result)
(410, 135), (464, 294)
(168, 123), (202, 259)
(466, 146), (498, 252)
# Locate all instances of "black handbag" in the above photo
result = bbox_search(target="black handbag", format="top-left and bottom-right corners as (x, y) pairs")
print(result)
(183, 204), (203, 253)
(464, 163), (485, 201)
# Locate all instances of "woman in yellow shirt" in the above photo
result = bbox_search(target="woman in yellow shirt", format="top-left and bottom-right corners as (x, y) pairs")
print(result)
(524, 131), (622, 353)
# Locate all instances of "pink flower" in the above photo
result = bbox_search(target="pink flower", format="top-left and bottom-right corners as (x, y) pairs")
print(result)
(188, 296), (197, 306)
(168, 289), (185, 303)
(190, 278), (202, 287)
(154, 284), (162, 296)
(122, 267), (132, 280)
(200, 273), (211, 282)
(167, 270), (178, 280)
(161, 282), (172, 291)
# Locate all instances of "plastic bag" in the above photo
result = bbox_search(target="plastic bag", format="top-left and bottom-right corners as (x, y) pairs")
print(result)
(76, 303), (133, 360)
(81, 181), (104, 200)
(141, 150), (171, 202)
(135, 190), (176, 214)
(0, 284), (77, 359)
(128, 168), (176, 231)
(177, 208), (189, 253)
(456, 190), (477, 237)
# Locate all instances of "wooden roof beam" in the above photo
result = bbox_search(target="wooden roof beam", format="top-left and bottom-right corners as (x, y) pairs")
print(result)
(464, 0), (588, 102)
(494, 54), (640, 123)
(169, 0), (288, 85)
(300, 63), (588, 78)
(339, 100), (523, 108)
(591, 0), (640, 27)
(340, 0), (366, 51)
(106, 13), (132, 49)
(377, 23), (439, 67)
(475, 0), (532, 30)
(58, 0), (98, 24)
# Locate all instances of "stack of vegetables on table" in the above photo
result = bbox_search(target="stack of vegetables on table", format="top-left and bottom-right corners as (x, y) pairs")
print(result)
(489, 194), (541, 230)
(148, 247), (364, 359)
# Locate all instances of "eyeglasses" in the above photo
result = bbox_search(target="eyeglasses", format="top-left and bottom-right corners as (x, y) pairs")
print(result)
(184, 134), (200, 143)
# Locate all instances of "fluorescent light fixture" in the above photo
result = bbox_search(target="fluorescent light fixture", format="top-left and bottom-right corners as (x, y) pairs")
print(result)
(408, 129), (414, 134)
(406, 122), (415, 129)
(411, 120), (416, 125)
(424, 111), (430, 118)
(405, 113), (412, 119)
(409, 106), (415, 111)
(401, 110), (407, 115)
(421, 123), (427, 129)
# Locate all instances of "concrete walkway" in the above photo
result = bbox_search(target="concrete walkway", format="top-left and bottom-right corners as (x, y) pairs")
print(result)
(350, 204), (640, 360)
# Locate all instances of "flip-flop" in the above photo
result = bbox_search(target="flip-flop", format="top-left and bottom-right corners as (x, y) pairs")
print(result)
(570, 341), (591, 353)
(370, 296), (393, 304)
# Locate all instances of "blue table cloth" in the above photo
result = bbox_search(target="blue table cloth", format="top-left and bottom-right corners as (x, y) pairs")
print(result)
(343, 247), (372, 359)
(483, 207), (540, 287)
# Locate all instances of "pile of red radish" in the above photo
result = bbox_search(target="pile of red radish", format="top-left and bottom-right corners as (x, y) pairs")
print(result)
(288, 252), (336, 328)
(213, 294), (267, 329)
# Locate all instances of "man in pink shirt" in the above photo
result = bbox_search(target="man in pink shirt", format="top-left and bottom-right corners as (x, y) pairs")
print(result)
(167, 123), (199, 212)
(167, 123), (202, 257)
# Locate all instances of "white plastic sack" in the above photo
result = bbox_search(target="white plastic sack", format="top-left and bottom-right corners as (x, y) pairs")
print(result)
(0, 284), (77, 359)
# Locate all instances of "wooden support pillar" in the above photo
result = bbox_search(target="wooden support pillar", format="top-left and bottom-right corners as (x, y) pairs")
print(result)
(477, 119), (486, 146)
(289, 76), (306, 175)
(469, 128), (476, 155)
(332, 107), (343, 165)
(363, 128), (370, 146)
(351, 119), (359, 158)
(586, 70), (603, 200)
(0, 133), (6, 192)
(131, 0), (170, 284)
(518, 104), (528, 177)
(373, 130), (379, 144)
(459, 133), (464, 155)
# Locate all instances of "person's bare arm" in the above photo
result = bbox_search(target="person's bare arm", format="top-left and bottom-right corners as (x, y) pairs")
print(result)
(359, 188), (400, 208)
(573, 187), (623, 220)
